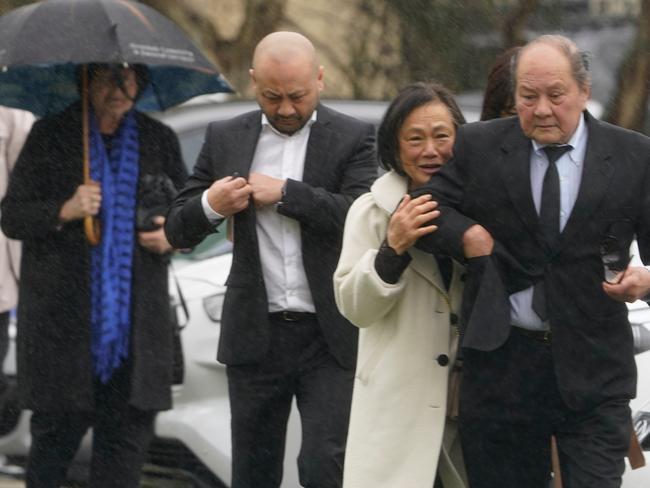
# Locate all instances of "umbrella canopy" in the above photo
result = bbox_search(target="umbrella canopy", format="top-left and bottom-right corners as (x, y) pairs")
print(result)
(0, 0), (233, 116)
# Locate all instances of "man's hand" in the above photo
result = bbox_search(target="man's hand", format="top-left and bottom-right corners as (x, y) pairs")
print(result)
(603, 266), (650, 303)
(386, 194), (439, 255)
(59, 181), (102, 222)
(138, 216), (173, 254)
(462, 224), (494, 258)
(248, 172), (284, 208)
(206, 175), (252, 217)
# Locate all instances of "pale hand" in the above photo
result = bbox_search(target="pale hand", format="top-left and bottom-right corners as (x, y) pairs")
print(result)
(248, 172), (284, 208)
(59, 181), (102, 222)
(386, 194), (439, 255)
(206, 175), (252, 217)
(462, 224), (494, 258)
(602, 266), (650, 303)
(138, 216), (173, 254)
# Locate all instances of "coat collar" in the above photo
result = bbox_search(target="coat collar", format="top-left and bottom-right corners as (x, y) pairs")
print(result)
(370, 171), (454, 296)
(232, 104), (333, 181)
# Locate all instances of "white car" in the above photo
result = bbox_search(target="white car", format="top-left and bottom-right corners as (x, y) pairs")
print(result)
(0, 99), (649, 487)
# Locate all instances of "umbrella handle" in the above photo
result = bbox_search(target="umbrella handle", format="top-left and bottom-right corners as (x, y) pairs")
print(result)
(81, 65), (101, 246)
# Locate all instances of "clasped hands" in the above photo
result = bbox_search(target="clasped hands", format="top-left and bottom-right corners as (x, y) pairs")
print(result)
(205, 172), (284, 217)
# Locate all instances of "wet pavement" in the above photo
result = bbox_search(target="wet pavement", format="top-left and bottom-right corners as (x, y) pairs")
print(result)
(0, 464), (203, 487)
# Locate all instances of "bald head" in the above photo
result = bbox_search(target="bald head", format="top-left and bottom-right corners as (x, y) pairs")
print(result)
(252, 31), (318, 74)
(513, 35), (590, 92)
(249, 31), (324, 135)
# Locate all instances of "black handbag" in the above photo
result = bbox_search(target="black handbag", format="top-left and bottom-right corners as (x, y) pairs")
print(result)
(137, 173), (178, 231)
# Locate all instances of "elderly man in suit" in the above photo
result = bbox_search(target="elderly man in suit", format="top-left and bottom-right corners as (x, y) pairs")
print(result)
(165, 32), (376, 488)
(412, 34), (650, 488)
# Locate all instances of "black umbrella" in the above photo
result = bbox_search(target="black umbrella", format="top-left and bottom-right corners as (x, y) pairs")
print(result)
(0, 0), (233, 116)
(0, 0), (234, 244)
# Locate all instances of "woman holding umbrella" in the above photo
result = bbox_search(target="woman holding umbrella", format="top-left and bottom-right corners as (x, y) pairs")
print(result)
(1, 63), (187, 487)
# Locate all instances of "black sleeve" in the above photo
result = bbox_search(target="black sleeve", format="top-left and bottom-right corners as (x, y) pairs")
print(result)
(276, 122), (377, 235)
(373, 239), (412, 284)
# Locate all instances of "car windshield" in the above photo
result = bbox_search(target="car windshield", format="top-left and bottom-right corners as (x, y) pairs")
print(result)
(173, 223), (233, 261)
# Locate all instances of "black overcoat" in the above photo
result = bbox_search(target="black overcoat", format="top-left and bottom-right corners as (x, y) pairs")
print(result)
(1, 103), (187, 411)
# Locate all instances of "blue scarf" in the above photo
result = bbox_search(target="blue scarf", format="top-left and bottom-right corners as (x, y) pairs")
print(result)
(89, 110), (140, 383)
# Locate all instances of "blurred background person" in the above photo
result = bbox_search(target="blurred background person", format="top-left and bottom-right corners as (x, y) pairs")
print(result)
(1, 63), (186, 488)
(480, 47), (521, 121)
(0, 105), (34, 450)
(334, 82), (467, 488)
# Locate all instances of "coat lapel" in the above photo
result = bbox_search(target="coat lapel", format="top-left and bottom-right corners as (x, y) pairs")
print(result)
(559, 113), (614, 250)
(302, 105), (333, 187)
(229, 111), (263, 177)
(229, 112), (262, 247)
(499, 125), (539, 239)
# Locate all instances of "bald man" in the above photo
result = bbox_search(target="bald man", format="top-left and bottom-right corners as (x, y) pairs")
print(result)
(165, 32), (376, 488)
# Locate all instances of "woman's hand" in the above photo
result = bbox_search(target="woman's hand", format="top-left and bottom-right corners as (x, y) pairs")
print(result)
(138, 216), (173, 254)
(58, 181), (102, 222)
(386, 194), (439, 254)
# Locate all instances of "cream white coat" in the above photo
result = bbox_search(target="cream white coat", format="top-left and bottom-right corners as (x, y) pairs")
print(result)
(334, 171), (467, 488)
(0, 106), (35, 313)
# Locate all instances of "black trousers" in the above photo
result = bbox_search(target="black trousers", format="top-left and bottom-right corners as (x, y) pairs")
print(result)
(227, 314), (354, 488)
(459, 327), (631, 488)
(26, 364), (156, 488)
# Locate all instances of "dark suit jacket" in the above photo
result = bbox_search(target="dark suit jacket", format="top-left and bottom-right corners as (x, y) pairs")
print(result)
(0, 103), (187, 411)
(165, 104), (377, 370)
(414, 112), (650, 410)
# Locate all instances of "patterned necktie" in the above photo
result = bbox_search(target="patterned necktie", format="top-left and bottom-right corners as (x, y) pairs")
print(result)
(532, 144), (573, 321)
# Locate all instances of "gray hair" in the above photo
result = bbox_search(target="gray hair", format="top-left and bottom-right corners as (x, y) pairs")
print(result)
(510, 35), (591, 92)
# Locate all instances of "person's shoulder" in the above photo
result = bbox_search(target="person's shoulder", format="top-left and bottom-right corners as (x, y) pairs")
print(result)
(207, 109), (261, 133)
(588, 114), (650, 148)
(31, 103), (79, 133)
(0, 106), (35, 129)
(317, 104), (374, 131)
(461, 115), (518, 135)
(136, 111), (175, 135)
(457, 115), (518, 145)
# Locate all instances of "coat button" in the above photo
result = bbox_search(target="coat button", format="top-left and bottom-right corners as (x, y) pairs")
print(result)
(436, 354), (449, 366)
(450, 313), (458, 325)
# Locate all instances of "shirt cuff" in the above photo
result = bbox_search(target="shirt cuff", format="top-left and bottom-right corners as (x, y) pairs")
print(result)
(201, 190), (225, 224)
(374, 240), (412, 284)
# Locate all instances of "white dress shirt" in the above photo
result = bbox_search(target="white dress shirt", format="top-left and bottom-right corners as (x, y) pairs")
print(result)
(203, 111), (317, 313)
(510, 114), (588, 330)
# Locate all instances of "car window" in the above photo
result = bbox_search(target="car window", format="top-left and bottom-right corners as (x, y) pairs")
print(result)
(178, 127), (207, 173)
(173, 222), (233, 262)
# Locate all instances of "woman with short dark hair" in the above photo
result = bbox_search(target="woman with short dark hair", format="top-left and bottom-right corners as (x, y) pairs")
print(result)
(335, 82), (467, 488)
(480, 47), (521, 121)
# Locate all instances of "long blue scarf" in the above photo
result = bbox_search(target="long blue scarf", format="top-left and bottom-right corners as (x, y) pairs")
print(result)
(89, 110), (140, 383)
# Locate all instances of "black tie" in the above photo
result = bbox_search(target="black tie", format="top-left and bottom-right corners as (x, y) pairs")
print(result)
(532, 144), (572, 321)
